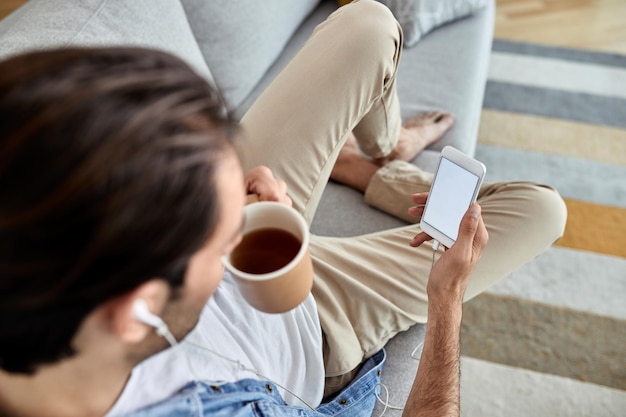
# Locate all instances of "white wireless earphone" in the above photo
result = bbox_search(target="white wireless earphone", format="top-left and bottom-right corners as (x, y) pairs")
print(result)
(132, 299), (176, 345)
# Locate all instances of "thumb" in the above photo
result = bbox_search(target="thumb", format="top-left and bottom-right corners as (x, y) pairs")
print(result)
(455, 203), (481, 252)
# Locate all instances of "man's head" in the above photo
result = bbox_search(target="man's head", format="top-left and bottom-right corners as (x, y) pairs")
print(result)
(0, 47), (245, 374)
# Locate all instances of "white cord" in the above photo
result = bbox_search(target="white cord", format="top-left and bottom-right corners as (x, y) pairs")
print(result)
(153, 323), (206, 383)
(155, 318), (422, 416)
(430, 240), (440, 270)
(183, 339), (317, 411)
(155, 323), (177, 347)
(411, 339), (425, 361)
(375, 382), (404, 415)
(148, 231), (438, 414)
(152, 324), (315, 410)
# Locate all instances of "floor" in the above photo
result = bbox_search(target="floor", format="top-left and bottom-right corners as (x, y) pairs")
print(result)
(495, 0), (626, 54)
(0, 0), (26, 20)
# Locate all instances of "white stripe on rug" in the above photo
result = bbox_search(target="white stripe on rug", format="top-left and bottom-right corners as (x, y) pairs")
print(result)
(488, 52), (626, 99)
(460, 356), (626, 417)
(487, 247), (626, 320)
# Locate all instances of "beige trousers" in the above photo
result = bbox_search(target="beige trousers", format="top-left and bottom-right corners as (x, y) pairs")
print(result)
(240, 0), (567, 392)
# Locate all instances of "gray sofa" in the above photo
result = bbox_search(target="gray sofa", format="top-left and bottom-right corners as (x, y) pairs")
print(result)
(0, 0), (494, 411)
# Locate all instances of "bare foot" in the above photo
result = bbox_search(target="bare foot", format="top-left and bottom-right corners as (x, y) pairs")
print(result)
(330, 133), (379, 192)
(330, 112), (454, 192)
(374, 111), (454, 166)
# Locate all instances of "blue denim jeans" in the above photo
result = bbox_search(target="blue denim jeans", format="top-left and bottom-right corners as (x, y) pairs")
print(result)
(127, 349), (385, 417)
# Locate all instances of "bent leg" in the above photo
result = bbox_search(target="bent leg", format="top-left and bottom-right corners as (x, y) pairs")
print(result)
(239, 0), (403, 224)
(312, 160), (567, 378)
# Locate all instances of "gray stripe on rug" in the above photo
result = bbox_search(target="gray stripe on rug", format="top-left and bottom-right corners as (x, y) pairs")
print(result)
(475, 145), (626, 208)
(492, 39), (626, 68)
(461, 292), (626, 391)
(483, 81), (626, 129)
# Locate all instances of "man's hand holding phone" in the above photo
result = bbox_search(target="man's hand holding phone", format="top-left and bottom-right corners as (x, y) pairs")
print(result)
(403, 199), (488, 417)
(408, 193), (488, 300)
(427, 203), (488, 304)
(403, 147), (488, 417)
(419, 146), (486, 249)
(407, 145), (490, 301)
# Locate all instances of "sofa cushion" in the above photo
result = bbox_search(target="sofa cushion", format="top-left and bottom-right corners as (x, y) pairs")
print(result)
(0, 0), (215, 86)
(378, 0), (489, 47)
(181, 0), (320, 113)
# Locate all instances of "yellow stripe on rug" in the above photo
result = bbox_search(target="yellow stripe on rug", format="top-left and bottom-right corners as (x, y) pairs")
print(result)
(557, 198), (626, 258)
(478, 109), (626, 166)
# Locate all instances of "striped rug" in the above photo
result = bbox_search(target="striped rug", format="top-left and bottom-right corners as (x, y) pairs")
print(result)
(459, 40), (626, 416)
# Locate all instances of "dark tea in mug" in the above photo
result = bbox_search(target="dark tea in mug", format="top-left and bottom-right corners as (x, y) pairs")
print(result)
(231, 228), (301, 274)
(222, 201), (313, 313)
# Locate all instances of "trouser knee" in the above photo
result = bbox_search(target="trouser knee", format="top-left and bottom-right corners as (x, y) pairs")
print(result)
(333, 0), (402, 70)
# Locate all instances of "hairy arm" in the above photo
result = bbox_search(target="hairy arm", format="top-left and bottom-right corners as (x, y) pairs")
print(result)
(402, 302), (463, 417)
(404, 202), (488, 417)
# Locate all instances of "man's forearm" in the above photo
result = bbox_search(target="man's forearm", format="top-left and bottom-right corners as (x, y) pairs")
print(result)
(402, 303), (463, 417)
(401, 203), (486, 416)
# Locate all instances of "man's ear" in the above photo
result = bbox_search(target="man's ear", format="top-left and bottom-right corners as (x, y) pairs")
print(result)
(107, 279), (171, 345)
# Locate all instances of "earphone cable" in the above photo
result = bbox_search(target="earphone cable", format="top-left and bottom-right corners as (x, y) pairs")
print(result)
(183, 339), (317, 410)
(144, 223), (437, 415)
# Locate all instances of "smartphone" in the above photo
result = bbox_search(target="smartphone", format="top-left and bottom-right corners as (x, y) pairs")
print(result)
(420, 146), (486, 248)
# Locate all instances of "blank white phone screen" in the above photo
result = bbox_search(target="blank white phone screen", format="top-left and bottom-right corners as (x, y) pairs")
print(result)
(423, 158), (479, 241)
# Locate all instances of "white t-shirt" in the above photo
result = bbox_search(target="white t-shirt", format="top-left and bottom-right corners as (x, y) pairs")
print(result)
(106, 272), (325, 416)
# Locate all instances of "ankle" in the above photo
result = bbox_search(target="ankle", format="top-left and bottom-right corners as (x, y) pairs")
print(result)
(331, 153), (379, 193)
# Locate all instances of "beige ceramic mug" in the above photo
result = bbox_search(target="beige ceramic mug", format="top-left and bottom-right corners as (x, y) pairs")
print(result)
(222, 201), (313, 314)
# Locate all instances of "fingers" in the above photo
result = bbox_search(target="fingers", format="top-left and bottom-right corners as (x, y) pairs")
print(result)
(245, 166), (292, 206)
(424, 204), (487, 304)
(408, 192), (429, 244)
(255, 179), (290, 204)
(408, 192), (428, 218)
(257, 178), (287, 201)
(408, 206), (424, 218)
(409, 231), (432, 247)
(410, 192), (428, 205)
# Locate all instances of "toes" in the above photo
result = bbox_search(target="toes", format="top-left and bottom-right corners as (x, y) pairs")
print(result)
(425, 111), (441, 122)
(403, 113), (427, 128)
(405, 111), (454, 127)
(434, 113), (454, 130)
(438, 113), (455, 126)
(432, 111), (454, 124)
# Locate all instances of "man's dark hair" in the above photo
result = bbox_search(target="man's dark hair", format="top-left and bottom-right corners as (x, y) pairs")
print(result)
(0, 47), (235, 374)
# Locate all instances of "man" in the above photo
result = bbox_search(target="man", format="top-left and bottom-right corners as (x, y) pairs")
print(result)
(0, 1), (566, 416)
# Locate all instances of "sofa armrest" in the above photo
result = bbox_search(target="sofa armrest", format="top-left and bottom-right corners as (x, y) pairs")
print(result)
(0, 0), (215, 87)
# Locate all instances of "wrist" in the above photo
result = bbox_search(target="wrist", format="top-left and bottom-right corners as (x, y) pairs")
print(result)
(427, 297), (463, 325)
(427, 285), (466, 309)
